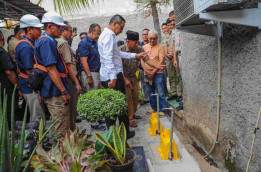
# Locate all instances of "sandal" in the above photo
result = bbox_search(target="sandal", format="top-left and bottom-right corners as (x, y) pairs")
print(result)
(129, 121), (138, 128)
(133, 114), (142, 119)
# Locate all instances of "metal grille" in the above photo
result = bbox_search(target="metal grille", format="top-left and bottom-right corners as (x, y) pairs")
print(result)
(174, 0), (195, 26)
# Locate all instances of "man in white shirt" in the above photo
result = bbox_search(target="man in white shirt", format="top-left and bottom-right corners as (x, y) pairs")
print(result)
(98, 14), (147, 139)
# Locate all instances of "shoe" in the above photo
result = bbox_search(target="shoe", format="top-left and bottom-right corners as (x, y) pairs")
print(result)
(176, 105), (184, 111)
(129, 121), (138, 128)
(98, 119), (106, 124)
(76, 116), (82, 123)
(146, 109), (155, 115)
(176, 96), (183, 102)
(159, 112), (165, 118)
(127, 131), (135, 140)
(167, 95), (177, 101)
(179, 102), (183, 106)
(91, 124), (106, 131)
(133, 114), (142, 119)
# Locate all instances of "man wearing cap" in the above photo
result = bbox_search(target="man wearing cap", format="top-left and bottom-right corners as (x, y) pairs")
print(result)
(120, 30), (164, 127)
(34, 11), (70, 142)
(15, 14), (46, 126)
(56, 21), (82, 131)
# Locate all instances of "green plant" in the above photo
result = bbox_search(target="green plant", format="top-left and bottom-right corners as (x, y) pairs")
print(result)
(95, 123), (127, 165)
(0, 84), (58, 172)
(77, 89), (127, 122)
(139, 88), (144, 102)
(30, 128), (110, 171)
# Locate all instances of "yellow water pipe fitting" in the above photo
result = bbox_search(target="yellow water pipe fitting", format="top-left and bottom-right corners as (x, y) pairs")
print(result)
(158, 129), (180, 160)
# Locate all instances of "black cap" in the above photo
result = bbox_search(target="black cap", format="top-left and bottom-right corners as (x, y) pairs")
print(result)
(166, 18), (171, 24)
(126, 30), (139, 41)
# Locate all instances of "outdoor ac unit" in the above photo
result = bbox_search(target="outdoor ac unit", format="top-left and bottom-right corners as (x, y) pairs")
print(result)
(174, 0), (247, 26)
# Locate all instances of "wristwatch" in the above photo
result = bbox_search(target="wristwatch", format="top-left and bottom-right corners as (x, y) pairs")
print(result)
(87, 75), (93, 78)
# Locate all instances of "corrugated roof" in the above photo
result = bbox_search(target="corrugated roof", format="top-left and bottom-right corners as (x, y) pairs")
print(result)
(0, 0), (46, 21)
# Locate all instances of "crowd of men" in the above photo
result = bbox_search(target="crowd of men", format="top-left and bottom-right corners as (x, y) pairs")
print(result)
(0, 10), (183, 144)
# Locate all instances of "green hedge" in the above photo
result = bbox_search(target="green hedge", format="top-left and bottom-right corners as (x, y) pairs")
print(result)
(77, 89), (127, 122)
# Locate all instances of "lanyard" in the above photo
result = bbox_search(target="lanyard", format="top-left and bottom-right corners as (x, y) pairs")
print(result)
(43, 32), (56, 43)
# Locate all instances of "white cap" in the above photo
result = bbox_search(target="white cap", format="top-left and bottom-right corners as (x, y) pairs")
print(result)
(20, 14), (43, 29)
(41, 11), (66, 26)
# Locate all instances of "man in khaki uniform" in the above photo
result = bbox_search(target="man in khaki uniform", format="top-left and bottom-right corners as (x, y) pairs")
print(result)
(8, 25), (25, 62)
(162, 18), (182, 102)
(56, 21), (82, 131)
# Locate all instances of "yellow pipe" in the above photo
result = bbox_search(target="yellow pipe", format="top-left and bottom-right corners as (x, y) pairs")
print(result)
(204, 36), (222, 158)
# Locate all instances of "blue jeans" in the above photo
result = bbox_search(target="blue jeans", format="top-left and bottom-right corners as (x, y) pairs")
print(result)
(145, 73), (166, 112)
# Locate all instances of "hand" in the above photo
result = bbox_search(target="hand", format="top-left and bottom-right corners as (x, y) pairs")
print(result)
(39, 96), (44, 104)
(124, 78), (133, 89)
(155, 64), (166, 70)
(76, 83), (82, 95)
(72, 32), (77, 38)
(17, 90), (23, 100)
(173, 60), (178, 67)
(135, 52), (147, 59)
(87, 77), (94, 88)
(108, 79), (117, 89)
(62, 94), (70, 105)
(148, 71), (154, 80)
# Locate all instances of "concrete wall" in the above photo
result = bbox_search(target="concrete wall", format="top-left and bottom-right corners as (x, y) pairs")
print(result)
(180, 24), (261, 171)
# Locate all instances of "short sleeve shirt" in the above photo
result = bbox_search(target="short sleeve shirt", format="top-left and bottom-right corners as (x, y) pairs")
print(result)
(0, 47), (16, 93)
(15, 36), (35, 93)
(161, 32), (173, 53)
(34, 33), (69, 98)
(173, 29), (181, 52)
(119, 44), (149, 85)
(78, 36), (100, 72)
(56, 37), (77, 75)
(143, 43), (165, 75)
(8, 36), (19, 62)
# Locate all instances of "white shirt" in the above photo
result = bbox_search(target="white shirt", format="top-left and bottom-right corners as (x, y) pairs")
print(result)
(98, 27), (136, 81)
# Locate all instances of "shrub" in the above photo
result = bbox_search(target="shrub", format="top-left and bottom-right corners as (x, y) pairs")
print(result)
(77, 89), (127, 122)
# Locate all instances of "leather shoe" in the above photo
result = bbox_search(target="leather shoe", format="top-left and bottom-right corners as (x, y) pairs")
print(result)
(176, 96), (183, 102)
(167, 95), (177, 101)
(127, 131), (135, 140)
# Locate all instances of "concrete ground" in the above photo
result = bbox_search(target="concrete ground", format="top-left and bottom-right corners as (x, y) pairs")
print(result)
(75, 103), (220, 172)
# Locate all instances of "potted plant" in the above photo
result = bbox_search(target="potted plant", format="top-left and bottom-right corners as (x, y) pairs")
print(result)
(95, 123), (136, 172)
(30, 128), (110, 171)
(77, 89), (127, 122)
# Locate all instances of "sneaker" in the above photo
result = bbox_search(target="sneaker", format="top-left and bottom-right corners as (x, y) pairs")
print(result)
(159, 112), (165, 118)
(146, 109), (155, 115)
(98, 119), (106, 124)
(127, 131), (135, 140)
(91, 124), (106, 131)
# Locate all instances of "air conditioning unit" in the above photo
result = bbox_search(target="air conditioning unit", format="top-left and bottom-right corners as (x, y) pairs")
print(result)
(174, 0), (247, 26)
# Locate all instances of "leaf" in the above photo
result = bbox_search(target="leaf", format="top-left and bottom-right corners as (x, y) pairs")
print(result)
(69, 160), (82, 172)
(118, 122), (127, 162)
(88, 160), (111, 171)
(62, 132), (75, 160)
(94, 131), (123, 164)
(113, 125), (123, 163)
(35, 143), (55, 167)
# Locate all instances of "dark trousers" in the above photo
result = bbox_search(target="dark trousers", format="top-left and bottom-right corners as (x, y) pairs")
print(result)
(101, 72), (130, 134)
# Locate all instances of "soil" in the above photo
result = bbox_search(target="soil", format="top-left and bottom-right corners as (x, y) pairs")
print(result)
(108, 154), (134, 166)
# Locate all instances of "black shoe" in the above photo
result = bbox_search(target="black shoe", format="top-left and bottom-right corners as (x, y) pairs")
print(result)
(127, 131), (135, 140)
(167, 95), (177, 101)
(179, 102), (183, 106)
(91, 124), (106, 131)
(76, 116), (82, 123)
(98, 119), (106, 124)
(176, 96), (183, 102)
(176, 105), (183, 111)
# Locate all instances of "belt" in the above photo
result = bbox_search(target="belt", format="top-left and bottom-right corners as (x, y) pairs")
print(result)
(91, 70), (99, 72)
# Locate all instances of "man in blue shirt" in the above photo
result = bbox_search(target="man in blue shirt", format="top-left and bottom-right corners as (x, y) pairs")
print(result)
(15, 14), (46, 126)
(79, 23), (101, 92)
(34, 12), (70, 142)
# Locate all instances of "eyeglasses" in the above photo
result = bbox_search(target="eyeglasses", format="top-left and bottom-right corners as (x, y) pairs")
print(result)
(149, 37), (157, 40)
(117, 22), (124, 30)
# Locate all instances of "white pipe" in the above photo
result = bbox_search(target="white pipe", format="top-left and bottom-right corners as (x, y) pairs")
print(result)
(246, 108), (261, 172)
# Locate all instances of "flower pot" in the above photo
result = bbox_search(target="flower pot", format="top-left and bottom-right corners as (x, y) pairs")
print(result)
(106, 149), (136, 172)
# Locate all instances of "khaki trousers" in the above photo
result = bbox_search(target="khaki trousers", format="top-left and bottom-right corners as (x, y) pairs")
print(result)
(45, 96), (70, 141)
(125, 82), (139, 122)
(166, 58), (183, 96)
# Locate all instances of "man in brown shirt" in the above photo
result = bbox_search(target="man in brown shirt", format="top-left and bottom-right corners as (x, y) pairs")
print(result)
(141, 30), (166, 117)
